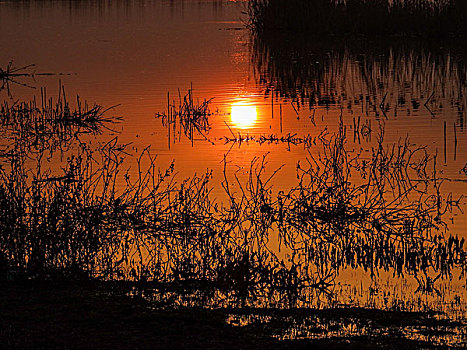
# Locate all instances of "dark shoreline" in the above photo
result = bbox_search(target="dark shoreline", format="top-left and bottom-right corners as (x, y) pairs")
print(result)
(1, 281), (465, 349)
(248, 0), (467, 37)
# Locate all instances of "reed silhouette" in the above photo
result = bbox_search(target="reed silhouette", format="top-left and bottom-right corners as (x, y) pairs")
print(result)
(0, 62), (67, 97)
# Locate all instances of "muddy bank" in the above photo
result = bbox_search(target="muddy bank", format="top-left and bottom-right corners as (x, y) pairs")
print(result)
(1, 282), (464, 349)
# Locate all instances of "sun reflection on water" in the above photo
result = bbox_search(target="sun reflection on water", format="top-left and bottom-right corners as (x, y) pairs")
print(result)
(230, 100), (257, 129)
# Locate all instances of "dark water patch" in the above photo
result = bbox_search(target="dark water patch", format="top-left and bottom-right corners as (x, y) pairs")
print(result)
(248, 0), (467, 37)
(0, 282), (277, 349)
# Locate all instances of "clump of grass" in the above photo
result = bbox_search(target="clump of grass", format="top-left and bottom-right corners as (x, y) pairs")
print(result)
(248, 0), (467, 37)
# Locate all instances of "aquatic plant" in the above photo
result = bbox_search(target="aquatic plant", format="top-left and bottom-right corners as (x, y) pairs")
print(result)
(0, 87), (465, 310)
(0, 62), (64, 97)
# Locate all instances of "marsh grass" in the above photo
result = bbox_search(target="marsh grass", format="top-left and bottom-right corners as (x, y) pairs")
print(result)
(0, 63), (39, 96)
(0, 93), (465, 309)
(248, 0), (467, 36)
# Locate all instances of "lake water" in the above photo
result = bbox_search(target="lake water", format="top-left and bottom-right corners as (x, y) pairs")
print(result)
(1, 1), (466, 175)
(1, 0), (466, 340)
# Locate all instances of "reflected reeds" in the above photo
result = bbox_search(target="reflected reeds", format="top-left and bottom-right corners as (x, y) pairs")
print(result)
(0, 62), (63, 98)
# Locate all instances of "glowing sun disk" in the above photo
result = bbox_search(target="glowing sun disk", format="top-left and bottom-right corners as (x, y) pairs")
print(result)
(230, 102), (257, 129)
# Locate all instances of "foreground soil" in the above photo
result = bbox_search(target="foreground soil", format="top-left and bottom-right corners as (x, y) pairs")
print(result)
(0, 281), (464, 349)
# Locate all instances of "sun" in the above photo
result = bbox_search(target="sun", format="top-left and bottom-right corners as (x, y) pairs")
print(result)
(230, 101), (257, 129)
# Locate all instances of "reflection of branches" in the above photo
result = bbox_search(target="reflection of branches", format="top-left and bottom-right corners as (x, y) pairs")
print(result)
(462, 163), (467, 176)
(414, 272), (442, 296)
(0, 63), (36, 96)
(223, 130), (330, 150)
(276, 125), (465, 283)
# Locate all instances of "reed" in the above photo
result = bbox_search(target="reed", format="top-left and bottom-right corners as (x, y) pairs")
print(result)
(0, 62), (63, 97)
(0, 63), (37, 95)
